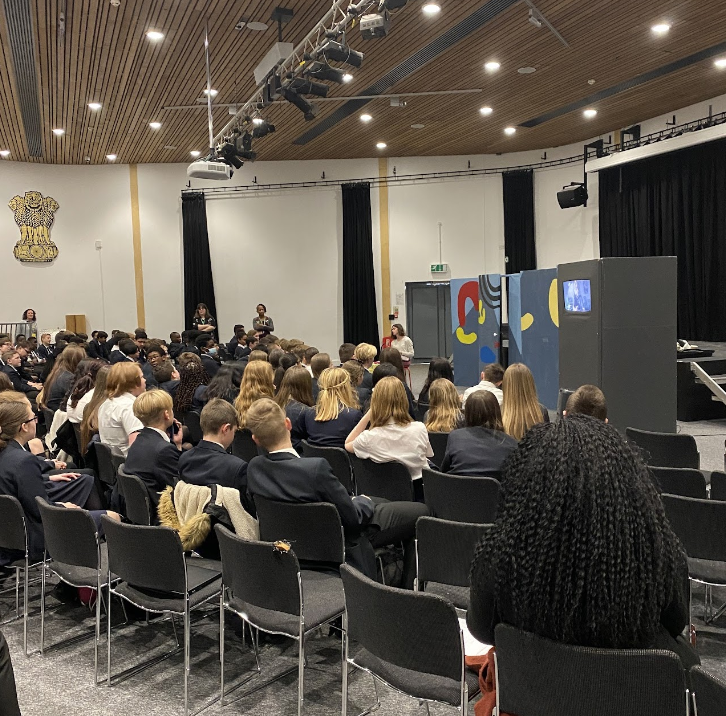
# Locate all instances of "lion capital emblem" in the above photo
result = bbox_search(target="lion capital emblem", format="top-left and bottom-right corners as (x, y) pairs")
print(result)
(9, 190), (60, 262)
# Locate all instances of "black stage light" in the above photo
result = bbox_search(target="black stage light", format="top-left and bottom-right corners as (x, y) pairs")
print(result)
(281, 86), (319, 121)
(304, 61), (346, 84)
(557, 183), (588, 209)
(318, 40), (364, 68)
(252, 121), (276, 139)
(238, 149), (257, 161)
(290, 78), (329, 97)
(217, 142), (244, 169)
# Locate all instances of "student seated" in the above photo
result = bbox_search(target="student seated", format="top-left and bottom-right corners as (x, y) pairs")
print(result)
(368, 362), (417, 419)
(302, 346), (319, 376)
(97, 362), (146, 457)
(501, 363), (549, 440)
(195, 334), (220, 378)
(379, 347), (417, 416)
(273, 352), (298, 393)
(123, 389), (182, 513)
(246, 398), (428, 588)
(234, 333), (259, 361)
(310, 352), (331, 401)
(342, 359), (370, 407)
(40, 343), (86, 412)
(2, 350), (42, 397)
(79, 366), (111, 454)
(275, 365), (314, 451)
(109, 338), (138, 364)
(144, 342), (167, 368)
(338, 342), (356, 366)
(65, 360), (105, 424)
(174, 361), (210, 414)
(178, 330), (201, 357)
(168, 331), (183, 360)
(153, 361), (180, 401)
(226, 325), (245, 358)
(441, 390), (517, 477)
(424, 378), (463, 433)
(467, 415), (699, 675)
(234, 361), (275, 429)
(87, 330), (109, 360)
(353, 343), (377, 393)
(197, 363), (243, 409)
(564, 384), (608, 421)
(416, 357), (454, 409)
(462, 362), (504, 406)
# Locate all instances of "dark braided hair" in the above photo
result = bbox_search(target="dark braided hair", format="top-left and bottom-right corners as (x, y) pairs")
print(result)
(174, 362), (210, 414)
(472, 414), (687, 649)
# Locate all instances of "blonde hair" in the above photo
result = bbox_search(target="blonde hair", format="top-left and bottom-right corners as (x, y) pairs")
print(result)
(425, 378), (462, 433)
(502, 363), (543, 440)
(234, 361), (274, 428)
(133, 389), (173, 426)
(354, 343), (377, 363)
(107, 362), (143, 398)
(369, 376), (412, 429)
(315, 367), (359, 422)
(247, 398), (288, 449)
(0, 390), (29, 405)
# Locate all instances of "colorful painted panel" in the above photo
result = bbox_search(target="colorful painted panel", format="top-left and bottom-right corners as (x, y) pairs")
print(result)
(508, 274), (523, 365)
(450, 278), (480, 387)
(478, 274), (502, 371)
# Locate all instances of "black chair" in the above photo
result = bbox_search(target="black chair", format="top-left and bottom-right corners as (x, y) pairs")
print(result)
(116, 466), (152, 525)
(494, 623), (689, 716)
(182, 411), (202, 445)
(72, 422), (87, 466)
(349, 455), (414, 502)
(42, 408), (55, 436)
(651, 467), (708, 499)
(415, 517), (491, 611)
(557, 388), (574, 417)
(416, 399), (429, 423)
(427, 432), (449, 470)
(422, 468), (500, 524)
(709, 471), (726, 501)
(625, 427), (700, 469)
(231, 429), (260, 462)
(300, 441), (354, 493)
(102, 518), (222, 716)
(92, 442), (123, 487)
(216, 526), (346, 716)
(691, 665), (726, 716)
(340, 564), (479, 716)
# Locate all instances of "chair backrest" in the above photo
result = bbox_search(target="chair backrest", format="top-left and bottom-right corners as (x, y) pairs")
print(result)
(102, 517), (187, 594)
(182, 411), (203, 445)
(349, 454), (413, 502)
(494, 624), (688, 716)
(416, 517), (491, 589)
(415, 400), (429, 423)
(422, 468), (500, 523)
(625, 427), (699, 469)
(427, 432), (449, 470)
(556, 388), (574, 417)
(650, 466), (708, 499)
(231, 429), (260, 462)
(93, 441), (119, 486)
(71, 422), (86, 460)
(341, 564), (464, 688)
(36, 498), (99, 570)
(42, 408), (55, 432)
(116, 468), (152, 525)
(254, 496), (344, 564)
(662, 494), (726, 562)
(216, 525), (301, 616)
(709, 471), (726, 501)
(691, 665), (726, 716)
(0, 495), (27, 553)
(300, 440), (354, 493)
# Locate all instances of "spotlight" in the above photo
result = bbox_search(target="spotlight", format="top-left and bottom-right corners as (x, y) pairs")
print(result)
(304, 61), (347, 84)
(190, 150), (201, 157)
(252, 120), (276, 139)
(218, 142), (244, 169)
(504, 126), (516, 135)
(106, 154), (117, 161)
(343, 73), (354, 83)
(252, 117), (265, 125)
(422, 4), (441, 17)
(88, 102), (102, 111)
(376, 142), (387, 149)
(651, 23), (670, 35)
(360, 114), (373, 122)
(715, 58), (726, 69)
(146, 30), (164, 41)
(583, 108), (597, 119)
(289, 78), (330, 98)
(149, 122), (162, 130)
(281, 86), (318, 121)
(479, 106), (493, 116)
(528, 9), (542, 28)
(317, 40), (364, 68)
(484, 61), (500, 72)
(0, 150), (10, 157)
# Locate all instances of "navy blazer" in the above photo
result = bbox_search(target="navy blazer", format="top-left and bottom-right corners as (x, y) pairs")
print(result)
(159, 380), (180, 401)
(297, 406), (363, 448)
(46, 369), (74, 412)
(201, 354), (219, 378)
(87, 339), (108, 360)
(123, 428), (180, 512)
(441, 427), (518, 477)
(247, 452), (374, 533)
(168, 342), (184, 360)
(2, 365), (35, 394)
(37, 345), (54, 361)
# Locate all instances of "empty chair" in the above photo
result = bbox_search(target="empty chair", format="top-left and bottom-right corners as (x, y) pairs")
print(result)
(92, 442), (123, 487)
(116, 467), (151, 525)
(422, 468), (500, 524)
(300, 440), (354, 493)
(216, 525), (346, 716)
(709, 471), (726, 501)
(231, 429), (260, 462)
(494, 623), (689, 716)
(427, 432), (449, 470)
(182, 411), (202, 445)
(625, 427), (700, 469)
(650, 467), (708, 499)
(691, 665), (726, 716)
(349, 454), (413, 502)
(416, 517), (490, 611)
(341, 564), (479, 716)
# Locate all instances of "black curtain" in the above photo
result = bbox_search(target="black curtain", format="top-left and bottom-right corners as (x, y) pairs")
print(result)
(181, 192), (218, 330)
(342, 183), (380, 348)
(502, 170), (536, 273)
(599, 139), (726, 341)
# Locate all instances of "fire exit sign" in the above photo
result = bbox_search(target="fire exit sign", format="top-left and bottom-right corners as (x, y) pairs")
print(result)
(430, 263), (448, 273)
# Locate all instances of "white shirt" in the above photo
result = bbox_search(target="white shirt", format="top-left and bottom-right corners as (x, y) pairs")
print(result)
(66, 389), (94, 424)
(462, 380), (503, 407)
(304, 365), (313, 376)
(269, 447), (300, 458)
(97, 392), (144, 457)
(390, 336), (414, 360)
(351, 420), (433, 480)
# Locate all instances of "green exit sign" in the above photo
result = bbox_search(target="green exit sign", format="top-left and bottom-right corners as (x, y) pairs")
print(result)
(431, 263), (448, 273)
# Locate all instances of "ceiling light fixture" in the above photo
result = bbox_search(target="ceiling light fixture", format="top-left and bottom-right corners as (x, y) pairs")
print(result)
(518, 66), (536, 74)
(0, 150), (9, 157)
(106, 154), (117, 161)
(715, 58), (726, 69)
(583, 108), (597, 119)
(88, 102), (102, 111)
(484, 61), (500, 72)
(479, 106), (493, 116)
(149, 122), (162, 130)
(252, 117), (264, 125)
(504, 126), (516, 135)
(360, 114), (373, 123)
(304, 61), (349, 84)
(317, 40), (364, 68)
(203, 88), (219, 97)
(651, 23), (670, 35)
(422, 3), (441, 16)
(190, 150), (201, 157)
(411, 124), (425, 129)
(342, 73), (354, 83)
(376, 142), (387, 149)
(281, 86), (318, 121)
(52, 128), (65, 136)
(146, 30), (164, 41)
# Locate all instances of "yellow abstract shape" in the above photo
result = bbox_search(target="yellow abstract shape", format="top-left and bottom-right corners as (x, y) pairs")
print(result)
(456, 326), (478, 345)
(521, 313), (534, 331)
(478, 299), (486, 325)
(549, 278), (559, 328)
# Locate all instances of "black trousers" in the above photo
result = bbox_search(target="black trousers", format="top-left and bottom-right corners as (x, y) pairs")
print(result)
(0, 630), (21, 716)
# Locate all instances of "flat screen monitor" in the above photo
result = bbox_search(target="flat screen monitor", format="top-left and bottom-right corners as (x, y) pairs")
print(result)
(563, 279), (591, 313)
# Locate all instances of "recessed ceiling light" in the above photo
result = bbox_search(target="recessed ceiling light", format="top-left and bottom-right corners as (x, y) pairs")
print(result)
(484, 61), (500, 72)
(0, 150), (9, 157)
(517, 66), (536, 74)
(190, 150), (201, 157)
(715, 58), (726, 69)
(479, 106), (493, 116)
(203, 89), (218, 97)
(252, 117), (264, 125)
(583, 108), (598, 119)
(146, 30), (164, 41)
(163, 145), (177, 150)
(422, 3), (441, 16)
(241, 21), (268, 31)
(504, 126), (516, 135)
(376, 142), (387, 149)
(651, 23), (670, 35)
(360, 114), (373, 123)
(52, 128), (65, 136)
(411, 124), (425, 129)
(149, 122), (162, 130)
(342, 73), (354, 83)
(88, 102), (102, 111)
(106, 154), (117, 161)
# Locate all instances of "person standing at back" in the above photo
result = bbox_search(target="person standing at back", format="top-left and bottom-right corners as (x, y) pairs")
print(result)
(192, 303), (216, 336)
(252, 303), (274, 335)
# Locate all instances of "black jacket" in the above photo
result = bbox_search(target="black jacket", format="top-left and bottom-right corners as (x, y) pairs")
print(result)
(441, 427), (518, 477)
(201, 354), (219, 378)
(2, 365), (35, 394)
(87, 339), (108, 360)
(297, 406), (363, 448)
(123, 428), (180, 513)
(46, 370), (74, 412)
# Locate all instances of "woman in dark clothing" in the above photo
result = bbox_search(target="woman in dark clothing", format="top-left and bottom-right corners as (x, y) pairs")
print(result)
(275, 365), (314, 451)
(191, 303), (216, 336)
(467, 414), (699, 670)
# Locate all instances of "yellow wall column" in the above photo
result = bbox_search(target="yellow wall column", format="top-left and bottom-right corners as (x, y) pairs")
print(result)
(129, 164), (146, 328)
(378, 157), (391, 338)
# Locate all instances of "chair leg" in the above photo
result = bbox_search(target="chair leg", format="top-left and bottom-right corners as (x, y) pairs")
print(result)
(297, 631), (305, 716)
(184, 600), (191, 716)
(40, 558), (46, 656)
(94, 575), (101, 685)
(23, 559), (29, 657)
(219, 591), (225, 707)
(15, 566), (20, 618)
(106, 580), (112, 687)
(689, 580), (696, 647)
(341, 612), (348, 716)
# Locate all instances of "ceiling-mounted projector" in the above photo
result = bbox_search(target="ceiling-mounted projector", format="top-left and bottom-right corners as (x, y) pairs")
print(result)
(187, 159), (233, 180)
(360, 12), (391, 39)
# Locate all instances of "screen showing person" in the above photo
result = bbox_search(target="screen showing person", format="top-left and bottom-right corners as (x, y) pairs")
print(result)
(563, 279), (591, 313)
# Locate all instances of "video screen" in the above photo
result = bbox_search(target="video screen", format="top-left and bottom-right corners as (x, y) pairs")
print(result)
(563, 279), (592, 313)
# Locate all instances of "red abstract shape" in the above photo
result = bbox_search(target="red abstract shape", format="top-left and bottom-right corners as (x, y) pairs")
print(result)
(457, 281), (479, 328)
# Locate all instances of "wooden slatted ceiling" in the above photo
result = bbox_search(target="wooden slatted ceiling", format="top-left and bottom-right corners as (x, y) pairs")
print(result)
(0, 0), (724, 164)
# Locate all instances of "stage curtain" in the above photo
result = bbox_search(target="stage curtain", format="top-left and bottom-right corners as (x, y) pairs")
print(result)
(342, 183), (380, 348)
(599, 138), (726, 341)
(181, 192), (218, 330)
(503, 169), (536, 273)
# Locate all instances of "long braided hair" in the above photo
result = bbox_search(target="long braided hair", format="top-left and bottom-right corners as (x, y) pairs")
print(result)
(474, 414), (686, 649)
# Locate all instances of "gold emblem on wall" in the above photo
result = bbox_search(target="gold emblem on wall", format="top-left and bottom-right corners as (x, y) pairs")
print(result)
(9, 191), (60, 262)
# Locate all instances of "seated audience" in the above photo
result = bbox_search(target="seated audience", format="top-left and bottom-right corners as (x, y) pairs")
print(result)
(174, 361), (210, 414)
(65, 360), (105, 424)
(179, 330), (201, 356)
(338, 342), (356, 365)
(273, 352), (298, 392)
(234, 360), (275, 429)
(441, 391), (517, 476)
(299, 367), (362, 447)
(369, 362), (416, 419)
(234, 333), (259, 360)
(342, 359), (370, 407)
(424, 378), (463, 433)
(353, 343), (376, 393)
(310, 352), (331, 401)
(37, 333), (54, 363)
(79, 365), (111, 453)
(275, 365), (314, 451)
(501, 363), (549, 440)
(177, 351), (203, 371)
(302, 346), (319, 375)
(144, 342), (167, 368)
(195, 333), (220, 377)
(564, 384), (608, 421)
(467, 415), (699, 672)
(2, 350), (42, 397)
(153, 361), (180, 401)
(462, 362), (504, 406)
(124, 389), (182, 512)
(109, 338), (138, 364)
(97, 362), (146, 457)
(197, 363), (243, 409)
(246, 398), (428, 587)
(389, 324), (414, 364)
(248, 349), (268, 362)
(40, 343), (86, 412)
(417, 357), (455, 411)
(226, 325), (245, 358)
(0, 373), (12, 393)
(168, 331), (183, 360)
(87, 330), (109, 360)
(0, 629), (20, 716)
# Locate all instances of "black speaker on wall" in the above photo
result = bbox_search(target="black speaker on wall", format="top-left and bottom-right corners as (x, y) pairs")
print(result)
(557, 183), (588, 209)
